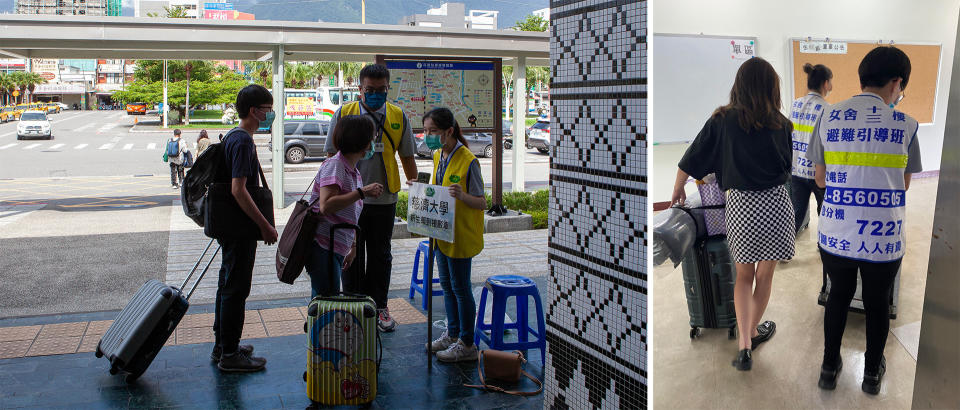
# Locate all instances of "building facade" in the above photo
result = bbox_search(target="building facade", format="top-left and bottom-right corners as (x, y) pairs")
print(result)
(400, 2), (498, 30)
(15, 0), (120, 16)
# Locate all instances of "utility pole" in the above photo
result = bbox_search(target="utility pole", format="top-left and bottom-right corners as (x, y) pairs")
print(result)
(163, 60), (168, 129)
(361, 0), (366, 24)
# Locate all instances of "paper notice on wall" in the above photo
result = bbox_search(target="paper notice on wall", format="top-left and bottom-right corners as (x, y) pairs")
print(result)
(799, 40), (848, 54)
(730, 40), (756, 60)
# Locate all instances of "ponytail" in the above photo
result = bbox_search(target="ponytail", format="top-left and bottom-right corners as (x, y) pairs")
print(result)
(803, 63), (833, 93)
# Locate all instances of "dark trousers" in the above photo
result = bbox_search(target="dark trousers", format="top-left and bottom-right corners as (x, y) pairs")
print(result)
(343, 203), (396, 309)
(790, 176), (825, 233)
(213, 238), (258, 354)
(820, 249), (901, 371)
(170, 162), (184, 186)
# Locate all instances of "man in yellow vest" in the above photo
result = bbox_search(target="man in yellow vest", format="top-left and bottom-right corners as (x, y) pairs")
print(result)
(324, 64), (419, 332)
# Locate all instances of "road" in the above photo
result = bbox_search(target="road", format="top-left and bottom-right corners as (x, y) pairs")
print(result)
(0, 111), (551, 318)
(0, 111), (551, 191)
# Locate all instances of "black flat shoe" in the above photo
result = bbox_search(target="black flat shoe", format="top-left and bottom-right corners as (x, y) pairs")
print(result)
(818, 357), (843, 390)
(751, 320), (776, 350)
(732, 349), (752, 371)
(862, 356), (886, 395)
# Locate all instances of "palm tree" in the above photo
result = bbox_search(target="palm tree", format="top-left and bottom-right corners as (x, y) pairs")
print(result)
(147, 5), (189, 18)
(342, 62), (364, 86)
(26, 72), (47, 102)
(0, 73), (11, 106)
(243, 61), (272, 87)
(313, 62), (339, 87)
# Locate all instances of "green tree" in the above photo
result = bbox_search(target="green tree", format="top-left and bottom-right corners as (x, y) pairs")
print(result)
(243, 61), (272, 87)
(513, 14), (548, 32)
(312, 61), (340, 87)
(0, 73), (14, 106)
(147, 5), (189, 18)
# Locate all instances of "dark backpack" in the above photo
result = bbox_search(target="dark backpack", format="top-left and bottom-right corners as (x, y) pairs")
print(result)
(166, 139), (181, 157)
(180, 131), (237, 226)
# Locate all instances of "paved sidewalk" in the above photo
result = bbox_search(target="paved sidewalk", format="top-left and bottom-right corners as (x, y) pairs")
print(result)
(167, 199), (548, 305)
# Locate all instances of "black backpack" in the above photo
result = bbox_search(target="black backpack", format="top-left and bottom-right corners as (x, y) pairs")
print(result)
(180, 130), (237, 226)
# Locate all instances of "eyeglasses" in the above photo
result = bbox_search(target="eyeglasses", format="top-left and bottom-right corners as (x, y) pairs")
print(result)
(257, 105), (274, 113)
(361, 87), (389, 94)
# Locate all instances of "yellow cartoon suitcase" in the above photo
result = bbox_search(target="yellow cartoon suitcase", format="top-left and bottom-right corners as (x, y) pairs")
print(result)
(303, 223), (381, 405)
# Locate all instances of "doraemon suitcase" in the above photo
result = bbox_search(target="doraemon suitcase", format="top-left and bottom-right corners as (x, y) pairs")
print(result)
(304, 223), (381, 406)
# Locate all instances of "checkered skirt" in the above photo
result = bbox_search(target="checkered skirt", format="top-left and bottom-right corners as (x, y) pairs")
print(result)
(725, 184), (796, 263)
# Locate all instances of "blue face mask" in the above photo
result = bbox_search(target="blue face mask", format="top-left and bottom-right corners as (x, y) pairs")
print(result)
(425, 134), (443, 150)
(261, 110), (276, 125)
(362, 145), (375, 160)
(363, 92), (388, 111)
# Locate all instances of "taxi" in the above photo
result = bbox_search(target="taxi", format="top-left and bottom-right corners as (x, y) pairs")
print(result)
(0, 105), (16, 122)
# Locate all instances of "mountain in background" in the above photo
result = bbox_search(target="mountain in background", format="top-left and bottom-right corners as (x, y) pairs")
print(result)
(4, 0), (548, 30)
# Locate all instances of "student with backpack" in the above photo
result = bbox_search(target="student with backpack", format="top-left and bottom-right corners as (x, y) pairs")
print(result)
(166, 129), (187, 189)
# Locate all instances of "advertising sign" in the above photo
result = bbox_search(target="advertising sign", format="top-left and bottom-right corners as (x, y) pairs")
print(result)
(406, 183), (455, 242)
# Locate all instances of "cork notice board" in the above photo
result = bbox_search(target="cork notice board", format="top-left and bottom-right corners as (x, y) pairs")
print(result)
(791, 40), (941, 123)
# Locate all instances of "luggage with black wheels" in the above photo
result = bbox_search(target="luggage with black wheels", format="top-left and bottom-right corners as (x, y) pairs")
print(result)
(680, 235), (738, 340)
(96, 239), (220, 382)
(304, 223), (381, 406)
(817, 266), (901, 319)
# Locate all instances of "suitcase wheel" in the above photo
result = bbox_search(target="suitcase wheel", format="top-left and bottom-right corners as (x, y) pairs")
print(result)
(94, 348), (103, 358)
(307, 304), (318, 317)
(109, 366), (119, 375)
(302, 371), (307, 382)
(690, 327), (701, 339)
(303, 321), (308, 333)
(728, 326), (737, 340)
(125, 374), (140, 383)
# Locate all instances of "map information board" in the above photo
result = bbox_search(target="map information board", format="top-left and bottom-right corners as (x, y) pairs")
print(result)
(384, 60), (496, 130)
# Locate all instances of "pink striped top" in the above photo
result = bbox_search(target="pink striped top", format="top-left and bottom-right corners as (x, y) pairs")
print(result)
(310, 152), (363, 257)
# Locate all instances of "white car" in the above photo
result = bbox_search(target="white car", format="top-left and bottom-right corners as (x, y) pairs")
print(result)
(56, 102), (70, 110)
(17, 111), (52, 140)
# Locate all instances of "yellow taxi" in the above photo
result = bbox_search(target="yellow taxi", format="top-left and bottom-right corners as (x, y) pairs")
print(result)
(0, 105), (15, 122)
(43, 102), (61, 114)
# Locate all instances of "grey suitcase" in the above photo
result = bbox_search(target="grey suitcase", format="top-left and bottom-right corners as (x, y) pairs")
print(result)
(681, 236), (738, 339)
(96, 239), (220, 382)
(817, 265), (901, 319)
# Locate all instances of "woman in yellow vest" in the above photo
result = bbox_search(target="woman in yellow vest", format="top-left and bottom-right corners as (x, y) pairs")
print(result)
(418, 107), (486, 363)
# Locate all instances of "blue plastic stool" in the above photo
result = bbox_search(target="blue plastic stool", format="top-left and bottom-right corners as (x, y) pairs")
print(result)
(474, 275), (546, 361)
(408, 240), (443, 310)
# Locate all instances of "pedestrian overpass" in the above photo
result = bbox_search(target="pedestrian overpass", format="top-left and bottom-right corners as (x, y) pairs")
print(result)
(0, 15), (550, 207)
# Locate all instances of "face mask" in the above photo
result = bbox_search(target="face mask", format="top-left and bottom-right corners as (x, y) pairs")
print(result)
(363, 92), (388, 111)
(425, 134), (443, 150)
(263, 110), (276, 125)
(362, 145), (375, 160)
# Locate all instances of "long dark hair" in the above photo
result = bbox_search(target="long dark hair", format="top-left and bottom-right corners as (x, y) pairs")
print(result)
(714, 57), (789, 131)
(197, 129), (208, 144)
(422, 108), (467, 147)
(803, 63), (833, 93)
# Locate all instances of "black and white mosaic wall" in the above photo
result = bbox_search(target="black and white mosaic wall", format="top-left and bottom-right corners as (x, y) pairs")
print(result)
(545, 0), (646, 408)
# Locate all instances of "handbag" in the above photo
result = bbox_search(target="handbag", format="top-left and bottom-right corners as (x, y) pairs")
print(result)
(464, 350), (543, 396)
(276, 181), (322, 284)
(203, 165), (275, 240)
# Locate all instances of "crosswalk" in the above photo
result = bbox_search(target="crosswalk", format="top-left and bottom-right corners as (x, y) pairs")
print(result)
(0, 141), (186, 152)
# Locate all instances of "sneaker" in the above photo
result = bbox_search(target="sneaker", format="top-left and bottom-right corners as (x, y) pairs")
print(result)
(750, 320), (776, 350)
(428, 330), (457, 353)
(818, 357), (843, 390)
(217, 350), (266, 373)
(436, 340), (478, 363)
(210, 344), (254, 363)
(862, 355), (886, 395)
(377, 308), (397, 333)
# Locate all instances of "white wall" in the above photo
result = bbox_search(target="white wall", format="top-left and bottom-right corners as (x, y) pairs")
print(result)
(651, 0), (960, 171)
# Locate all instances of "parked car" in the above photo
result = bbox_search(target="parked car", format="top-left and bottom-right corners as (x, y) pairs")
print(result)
(415, 131), (497, 158)
(0, 105), (16, 122)
(56, 102), (70, 111)
(279, 120), (330, 164)
(43, 102), (61, 114)
(126, 102), (147, 115)
(526, 120), (551, 154)
(17, 111), (52, 140)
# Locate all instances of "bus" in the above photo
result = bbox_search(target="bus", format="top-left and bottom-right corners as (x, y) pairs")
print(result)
(259, 88), (361, 132)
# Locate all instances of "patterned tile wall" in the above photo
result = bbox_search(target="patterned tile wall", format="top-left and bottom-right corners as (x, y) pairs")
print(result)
(545, 0), (647, 409)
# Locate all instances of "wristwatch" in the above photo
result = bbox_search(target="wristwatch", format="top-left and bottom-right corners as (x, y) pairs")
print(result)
(356, 188), (365, 199)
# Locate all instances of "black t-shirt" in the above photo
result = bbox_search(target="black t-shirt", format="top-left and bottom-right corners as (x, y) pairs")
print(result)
(221, 127), (260, 186)
(678, 109), (793, 191)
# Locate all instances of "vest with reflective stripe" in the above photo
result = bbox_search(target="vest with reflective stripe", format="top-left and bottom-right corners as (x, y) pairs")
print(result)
(340, 101), (405, 193)
(816, 93), (918, 262)
(789, 92), (827, 179)
(433, 146), (484, 259)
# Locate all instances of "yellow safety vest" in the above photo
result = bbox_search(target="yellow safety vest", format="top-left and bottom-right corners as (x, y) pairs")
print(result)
(432, 146), (484, 259)
(340, 102), (405, 193)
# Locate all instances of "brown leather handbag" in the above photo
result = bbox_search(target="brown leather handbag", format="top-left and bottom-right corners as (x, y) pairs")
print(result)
(464, 350), (542, 396)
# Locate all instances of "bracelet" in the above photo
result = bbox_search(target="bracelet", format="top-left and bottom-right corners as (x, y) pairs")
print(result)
(356, 188), (365, 199)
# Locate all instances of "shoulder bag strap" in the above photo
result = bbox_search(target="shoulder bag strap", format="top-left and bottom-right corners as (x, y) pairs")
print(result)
(464, 351), (543, 397)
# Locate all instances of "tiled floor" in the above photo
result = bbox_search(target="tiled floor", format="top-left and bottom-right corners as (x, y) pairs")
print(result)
(0, 281), (548, 408)
(0, 299), (429, 360)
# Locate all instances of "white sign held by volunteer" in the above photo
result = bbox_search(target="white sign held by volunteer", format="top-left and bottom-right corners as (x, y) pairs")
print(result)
(407, 182), (455, 243)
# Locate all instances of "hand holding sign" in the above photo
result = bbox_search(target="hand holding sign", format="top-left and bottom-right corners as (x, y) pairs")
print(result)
(448, 184), (463, 200)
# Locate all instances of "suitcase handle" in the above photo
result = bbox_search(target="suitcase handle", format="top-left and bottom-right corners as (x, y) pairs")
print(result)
(177, 238), (221, 301)
(327, 223), (364, 297)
